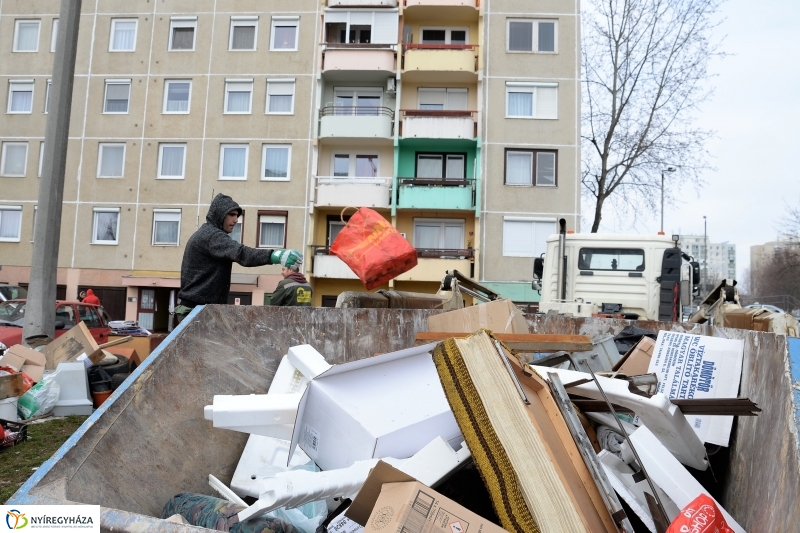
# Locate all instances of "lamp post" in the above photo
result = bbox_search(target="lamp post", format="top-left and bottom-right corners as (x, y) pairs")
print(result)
(660, 166), (677, 233)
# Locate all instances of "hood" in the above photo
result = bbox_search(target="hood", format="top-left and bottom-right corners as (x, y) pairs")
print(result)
(86, 289), (95, 297)
(206, 194), (242, 229)
(286, 271), (309, 284)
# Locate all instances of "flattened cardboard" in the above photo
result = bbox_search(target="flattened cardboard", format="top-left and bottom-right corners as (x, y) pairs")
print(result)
(41, 322), (103, 369)
(0, 372), (25, 400)
(612, 336), (656, 376)
(722, 308), (772, 333)
(0, 344), (46, 382)
(427, 299), (528, 335)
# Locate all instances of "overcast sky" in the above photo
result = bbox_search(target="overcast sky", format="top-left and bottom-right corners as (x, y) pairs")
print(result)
(585, 0), (800, 282)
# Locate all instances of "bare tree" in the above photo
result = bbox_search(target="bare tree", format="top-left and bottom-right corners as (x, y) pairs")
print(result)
(749, 201), (800, 309)
(582, 0), (723, 232)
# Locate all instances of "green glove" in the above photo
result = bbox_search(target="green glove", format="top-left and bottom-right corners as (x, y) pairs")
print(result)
(271, 249), (303, 269)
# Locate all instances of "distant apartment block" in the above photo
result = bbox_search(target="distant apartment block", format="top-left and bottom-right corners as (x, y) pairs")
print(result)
(680, 235), (736, 285)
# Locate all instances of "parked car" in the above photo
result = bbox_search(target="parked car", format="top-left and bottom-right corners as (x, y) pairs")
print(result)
(0, 284), (27, 302)
(744, 303), (786, 314)
(0, 300), (111, 356)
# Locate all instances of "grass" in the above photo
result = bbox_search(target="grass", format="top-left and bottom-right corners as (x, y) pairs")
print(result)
(1, 416), (88, 504)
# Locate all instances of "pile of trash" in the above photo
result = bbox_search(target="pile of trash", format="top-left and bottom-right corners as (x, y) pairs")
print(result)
(173, 300), (754, 533)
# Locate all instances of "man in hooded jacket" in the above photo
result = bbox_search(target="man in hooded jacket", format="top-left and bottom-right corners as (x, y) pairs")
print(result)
(175, 193), (302, 323)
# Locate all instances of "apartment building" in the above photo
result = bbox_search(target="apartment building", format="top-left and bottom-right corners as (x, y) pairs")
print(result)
(680, 235), (736, 287)
(0, 0), (580, 325)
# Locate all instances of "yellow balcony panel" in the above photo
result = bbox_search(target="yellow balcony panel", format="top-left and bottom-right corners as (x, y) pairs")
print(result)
(395, 255), (474, 282)
(328, 0), (397, 5)
(402, 45), (477, 80)
(315, 176), (393, 209)
(323, 46), (397, 72)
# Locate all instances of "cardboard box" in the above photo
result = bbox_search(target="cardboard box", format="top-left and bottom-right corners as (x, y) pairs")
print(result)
(612, 336), (655, 376)
(41, 322), (104, 369)
(722, 308), (773, 333)
(347, 461), (508, 533)
(427, 299), (528, 335)
(0, 344), (46, 382)
(290, 343), (462, 471)
(0, 373), (25, 401)
(104, 347), (142, 370)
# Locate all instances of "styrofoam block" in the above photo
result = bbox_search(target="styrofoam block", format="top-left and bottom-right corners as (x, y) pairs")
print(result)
(287, 345), (332, 381)
(0, 397), (18, 421)
(395, 437), (470, 487)
(204, 393), (302, 439)
(209, 474), (247, 506)
(48, 362), (93, 417)
(231, 436), (311, 498)
(531, 365), (708, 470)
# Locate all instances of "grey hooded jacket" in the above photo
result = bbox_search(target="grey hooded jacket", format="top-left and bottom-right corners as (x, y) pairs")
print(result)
(178, 194), (274, 306)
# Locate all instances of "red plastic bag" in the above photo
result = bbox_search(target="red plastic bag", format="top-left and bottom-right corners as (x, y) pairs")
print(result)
(330, 207), (417, 290)
(666, 494), (734, 533)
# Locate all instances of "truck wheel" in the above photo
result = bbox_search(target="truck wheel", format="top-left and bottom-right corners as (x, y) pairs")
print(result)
(102, 355), (131, 377)
(110, 373), (130, 390)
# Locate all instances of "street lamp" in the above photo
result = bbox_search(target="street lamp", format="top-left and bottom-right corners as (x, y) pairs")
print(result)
(660, 166), (677, 233)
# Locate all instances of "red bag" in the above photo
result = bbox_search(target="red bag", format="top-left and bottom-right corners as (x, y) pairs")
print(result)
(666, 494), (734, 533)
(330, 207), (417, 290)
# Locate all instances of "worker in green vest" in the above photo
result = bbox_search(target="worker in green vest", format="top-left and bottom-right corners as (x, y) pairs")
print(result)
(270, 264), (312, 306)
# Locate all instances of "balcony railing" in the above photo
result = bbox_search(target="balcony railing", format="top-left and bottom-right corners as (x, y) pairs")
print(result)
(396, 177), (475, 209)
(315, 175), (392, 208)
(399, 176), (474, 187)
(400, 110), (476, 138)
(401, 44), (479, 74)
(320, 106), (394, 118)
(323, 42), (396, 50)
(403, 0), (479, 6)
(313, 246), (474, 260)
(403, 43), (477, 51)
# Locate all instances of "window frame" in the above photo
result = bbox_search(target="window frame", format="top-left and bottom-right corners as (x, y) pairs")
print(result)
(168, 17), (197, 51)
(261, 144), (292, 181)
(31, 205), (37, 242)
(224, 79), (254, 114)
(151, 208), (182, 246)
(0, 142), (28, 177)
(578, 247), (646, 272)
(503, 148), (558, 187)
(506, 19), (558, 54)
(97, 142), (126, 178)
(91, 207), (121, 245)
(0, 206), (23, 243)
(505, 82), (558, 119)
(502, 217), (556, 257)
(414, 151), (467, 181)
(103, 79), (132, 114)
(44, 79), (51, 113)
(162, 79), (192, 114)
(412, 218), (466, 250)
(50, 19), (59, 52)
(229, 17), (258, 51)
(330, 152), (380, 178)
(270, 16), (299, 52)
(13, 20), (40, 52)
(229, 210), (245, 244)
(38, 141), (45, 177)
(266, 79), (296, 115)
(256, 211), (287, 249)
(7, 80), (35, 114)
(419, 26), (469, 45)
(219, 143), (250, 181)
(109, 18), (138, 52)
(157, 143), (187, 180)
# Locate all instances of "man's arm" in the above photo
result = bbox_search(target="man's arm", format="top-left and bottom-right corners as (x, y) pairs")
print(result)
(206, 231), (273, 267)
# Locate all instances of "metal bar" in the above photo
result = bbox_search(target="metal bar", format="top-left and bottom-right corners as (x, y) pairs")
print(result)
(492, 340), (529, 405)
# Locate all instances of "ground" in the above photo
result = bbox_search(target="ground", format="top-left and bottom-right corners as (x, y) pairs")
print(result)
(1, 416), (88, 503)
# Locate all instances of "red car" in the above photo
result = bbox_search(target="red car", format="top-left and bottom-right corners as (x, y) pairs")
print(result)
(0, 300), (111, 356)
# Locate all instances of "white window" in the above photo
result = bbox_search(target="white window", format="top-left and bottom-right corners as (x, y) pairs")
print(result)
(331, 153), (379, 178)
(417, 88), (467, 111)
(44, 80), (51, 113)
(169, 17), (196, 51)
(266, 79), (295, 114)
(413, 219), (465, 250)
(13, 20), (40, 52)
(323, 11), (399, 45)
(224, 79), (253, 114)
(1, 142), (28, 177)
(152, 209), (181, 246)
(31, 206), (37, 242)
(0, 206), (23, 242)
(333, 87), (382, 115)
(502, 218), (556, 257)
(506, 82), (558, 119)
(229, 17), (258, 51)
(258, 214), (286, 248)
(271, 17), (299, 51)
(262, 145), (291, 181)
(505, 149), (557, 186)
(110, 19), (137, 51)
(92, 208), (120, 245)
(416, 154), (465, 181)
(507, 19), (556, 53)
(51, 19), (59, 52)
(420, 27), (468, 45)
(8, 80), (34, 114)
(328, 220), (346, 246)
(219, 144), (249, 180)
(157, 143), (186, 179)
(163, 80), (191, 113)
(98, 143), (126, 178)
(38, 142), (45, 177)
(103, 80), (131, 113)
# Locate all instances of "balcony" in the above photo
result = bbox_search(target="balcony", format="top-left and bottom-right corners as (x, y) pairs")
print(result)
(328, 0), (397, 5)
(315, 176), (393, 209)
(403, 0), (478, 6)
(402, 44), (478, 81)
(397, 178), (475, 210)
(322, 44), (397, 73)
(311, 248), (359, 280)
(319, 106), (395, 139)
(395, 250), (475, 282)
(400, 110), (476, 139)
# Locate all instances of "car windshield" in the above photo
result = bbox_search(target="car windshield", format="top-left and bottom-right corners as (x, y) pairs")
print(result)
(0, 286), (27, 301)
(0, 301), (26, 324)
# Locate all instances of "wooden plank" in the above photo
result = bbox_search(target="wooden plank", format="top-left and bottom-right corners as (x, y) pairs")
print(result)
(416, 332), (594, 352)
(0, 372), (24, 400)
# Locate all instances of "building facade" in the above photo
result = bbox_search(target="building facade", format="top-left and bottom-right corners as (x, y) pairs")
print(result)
(680, 234), (736, 289)
(0, 0), (580, 326)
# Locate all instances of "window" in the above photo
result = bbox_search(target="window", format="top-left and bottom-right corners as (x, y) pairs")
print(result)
(51, 19), (59, 52)
(266, 79), (295, 114)
(110, 19), (137, 51)
(44, 79), (51, 113)
(327, 218), (347, 246)
(38, 142), (45, 177)
(420, 27), (468, 45)
(98, 143), (126, 178)
(324, 11), (399, 45)
(505, 149), (557, 186)
(31, 206), (37, 242)
(258, 213), (286, 248)
(219, 144), (248, 180)
(334, 87), (382, 115)
(78, 305), (101, 328)
(1, 142), (28, 177)
(152, 209), (181, 246)
(230, 212), (244, 243)
(415, 153), (466, 181)
(0, 206), (23, 242)
(169, 18), (196, 51)
(507, 19), (556, 52)
(502, 218), (555, 257)
(157, 143), (186, 179)
(13, 20), (40, 52)
(413, 219), (465, 249)
(578, 248), (645, 271)
(92, 208), (120, 245)
(262, 145), (291, 180)
(506, 83), (558, 119)
(8, 80), (34, 114)
(271, 17), (299, 51)
(225, 80), (253, 114)
(163, 80), (191, 113)
(103, 80), (131, 113)
(229, 17), (258, 50)
(55, 305), (76, 327)
(330, 153), (378, 178)
(417, 88), (467, 111)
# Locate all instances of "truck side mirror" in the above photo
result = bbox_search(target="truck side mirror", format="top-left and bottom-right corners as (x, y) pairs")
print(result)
(691, 261), (700, 294)
(533, 257), (544, 279)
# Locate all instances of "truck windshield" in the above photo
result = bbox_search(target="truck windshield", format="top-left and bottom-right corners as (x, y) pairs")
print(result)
(578, 248), (644, 271)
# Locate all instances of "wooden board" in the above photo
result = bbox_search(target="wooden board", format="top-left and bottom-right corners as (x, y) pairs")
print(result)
(0, 372), (24, 400)
(416, 332), (594, 352)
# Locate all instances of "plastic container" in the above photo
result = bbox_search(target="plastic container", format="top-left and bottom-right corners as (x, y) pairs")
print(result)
(91, 390), (112, 408)
(0, 397), (18, 421)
